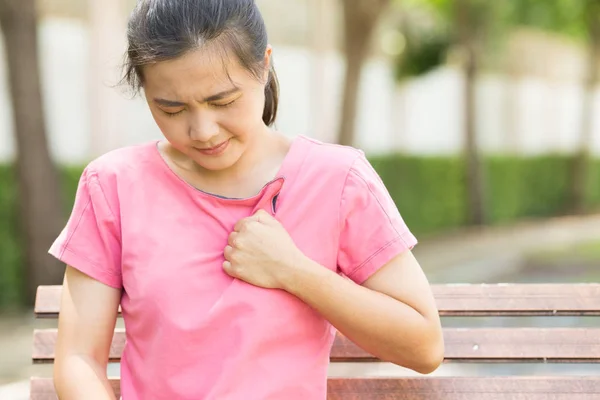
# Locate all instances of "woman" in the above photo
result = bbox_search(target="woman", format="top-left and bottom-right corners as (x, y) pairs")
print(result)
(51, 0), (444, 399)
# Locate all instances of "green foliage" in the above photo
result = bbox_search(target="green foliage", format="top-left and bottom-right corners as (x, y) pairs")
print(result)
(395, 32), (451, 80)
(393, 0), (594, 80)
(0, 166), (24, 309)
(60, 165), (84, 212)
(485, 156), (573, 223)
(587, 158), (600, 209)
(504, 0), (589, 40)
(368, 154), (600, 237)
(0, 165), (81, 310)
(394, 0), (511, 79)
(370, 156), (467, 234)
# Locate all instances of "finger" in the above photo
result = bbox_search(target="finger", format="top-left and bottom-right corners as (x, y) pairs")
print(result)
(233, 218), (245, 233)
(228, 232), (239, 248)
(224, 245), (234, 260)
(234, 214), (262, 232)
(253, 209), (273, 224)
(222, 260), (234, 276)
(260, 210), (280, 226)
(234, 216), (257, 232)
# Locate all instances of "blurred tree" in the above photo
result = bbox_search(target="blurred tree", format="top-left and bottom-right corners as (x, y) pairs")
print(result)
(454, 0), (494, 226)
(506, 0), (599, 213)
(338, 0), (391, 146)
(573, 1), (600, 214)
(0, 0), (65, 303)
(396, 0), (498, 225)
(394, 0), (452, 81)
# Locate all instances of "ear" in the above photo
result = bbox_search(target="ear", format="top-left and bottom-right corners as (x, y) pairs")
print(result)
(263, 45), (273, 82)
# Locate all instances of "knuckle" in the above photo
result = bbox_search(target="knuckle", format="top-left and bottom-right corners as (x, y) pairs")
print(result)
(234, 236), (243, 249)
(230, 251), (242, 264)
(228, 233), (237, 247)
(233, 264), (243, 274)
(257, 210), (270, 220)
(226, 261), (240, 275)
(223, 261), (232, 273)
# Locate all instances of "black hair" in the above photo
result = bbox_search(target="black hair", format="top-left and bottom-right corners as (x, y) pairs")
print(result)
(123, 0), (279, 126)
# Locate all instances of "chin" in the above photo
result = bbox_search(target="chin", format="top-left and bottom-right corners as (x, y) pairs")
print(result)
(192, 152), (240, 172)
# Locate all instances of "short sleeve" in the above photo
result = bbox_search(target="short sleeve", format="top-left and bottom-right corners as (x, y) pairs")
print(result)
(337, 154), (417, 284)
(49, 167), (123, 289)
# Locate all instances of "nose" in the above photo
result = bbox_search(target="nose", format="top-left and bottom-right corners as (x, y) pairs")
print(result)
(189, 109), (219, 142)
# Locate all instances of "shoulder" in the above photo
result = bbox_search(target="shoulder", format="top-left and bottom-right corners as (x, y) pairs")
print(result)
(297, 135), (366, 180)
(295, 136), (390, 204)
(83, 141), (158, 188)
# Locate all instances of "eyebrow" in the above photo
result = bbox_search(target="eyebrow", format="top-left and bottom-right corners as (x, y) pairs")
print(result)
(153, 88), (240, 107)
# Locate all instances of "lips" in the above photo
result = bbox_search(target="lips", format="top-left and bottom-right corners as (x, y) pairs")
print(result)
(196, 139), (230, 156)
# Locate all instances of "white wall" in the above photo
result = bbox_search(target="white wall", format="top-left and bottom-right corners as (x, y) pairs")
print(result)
(0, 19), (599, 164)
(393, 67), (600, 156)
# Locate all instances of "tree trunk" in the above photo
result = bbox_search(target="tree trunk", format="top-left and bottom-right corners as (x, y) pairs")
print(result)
(571, 6), (600, 214)
(0, 0), (65, 303)
(338, 34), (369, 146)
(309, 0), (336, 142)
(338, 0), (390, 146)
(457, 0), (486, 226)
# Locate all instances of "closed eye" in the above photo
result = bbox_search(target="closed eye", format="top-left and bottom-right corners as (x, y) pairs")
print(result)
(161, 109), (185, 117)
(211, 99), (237, 108)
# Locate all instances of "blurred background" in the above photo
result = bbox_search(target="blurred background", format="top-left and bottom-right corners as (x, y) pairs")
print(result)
(0, 0), (599, 398)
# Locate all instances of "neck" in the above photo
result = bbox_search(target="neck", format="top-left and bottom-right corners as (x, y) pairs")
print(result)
(164, 127), (290, 198)
(203, 126), (280, 182)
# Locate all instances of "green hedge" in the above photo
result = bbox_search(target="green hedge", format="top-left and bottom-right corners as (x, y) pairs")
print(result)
(587, 159), (600, 208)
(485, 155), (573, 223)
(0, 166), (82, 309)
(369, 156), (468, 235)
(369, 155), (600, 236)
(0, 156), (599, 308)
(0, 166), (21, 308)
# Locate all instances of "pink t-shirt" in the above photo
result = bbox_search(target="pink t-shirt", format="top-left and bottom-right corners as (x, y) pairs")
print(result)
(49, 135), (417, 400)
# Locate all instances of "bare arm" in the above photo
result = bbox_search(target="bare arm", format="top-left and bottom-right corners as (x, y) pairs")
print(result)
(282, 250), (444, 374)
(54, 266), (121, 399)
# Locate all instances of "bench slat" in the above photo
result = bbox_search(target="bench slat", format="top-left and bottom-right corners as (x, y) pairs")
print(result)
(34, 284), (600, 318)
(30, 377), (600, 399)
(30, 378), (118, 400)
(33, 328), (600, 363)
(433, 283), (600, 316)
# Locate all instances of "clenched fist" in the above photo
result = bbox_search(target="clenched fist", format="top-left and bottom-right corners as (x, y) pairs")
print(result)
(223, 209), (307, 290)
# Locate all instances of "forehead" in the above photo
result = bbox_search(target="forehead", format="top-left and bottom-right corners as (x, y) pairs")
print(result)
(142, 46), (254, 97)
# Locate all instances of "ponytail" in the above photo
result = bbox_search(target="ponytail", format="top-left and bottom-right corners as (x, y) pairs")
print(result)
(262, 66), (279, 126)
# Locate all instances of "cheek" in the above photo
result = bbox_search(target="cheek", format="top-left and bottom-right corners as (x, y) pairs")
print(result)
(151, 110), (186, 139)
(235, 90), (266, 122)
(221, 96), (265, 132)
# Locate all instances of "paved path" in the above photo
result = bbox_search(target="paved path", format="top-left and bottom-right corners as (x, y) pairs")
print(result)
(413, 213), (600, 282)
(2, 213), (599, 398)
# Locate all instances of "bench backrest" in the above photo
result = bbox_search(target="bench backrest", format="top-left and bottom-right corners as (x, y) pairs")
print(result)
(31, 284), (600, 399)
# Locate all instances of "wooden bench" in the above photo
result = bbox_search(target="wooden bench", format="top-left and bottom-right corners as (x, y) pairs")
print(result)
(31, 283), (600, 399)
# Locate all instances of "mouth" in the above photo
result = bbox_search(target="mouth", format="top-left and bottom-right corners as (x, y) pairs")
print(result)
(196, 139), (231, 156)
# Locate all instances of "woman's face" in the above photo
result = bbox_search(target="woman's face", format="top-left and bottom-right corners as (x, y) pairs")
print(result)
(142, 45), (271, 172)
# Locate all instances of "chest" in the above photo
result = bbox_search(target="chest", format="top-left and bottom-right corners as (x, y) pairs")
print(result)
(118, 192), (339, 325)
